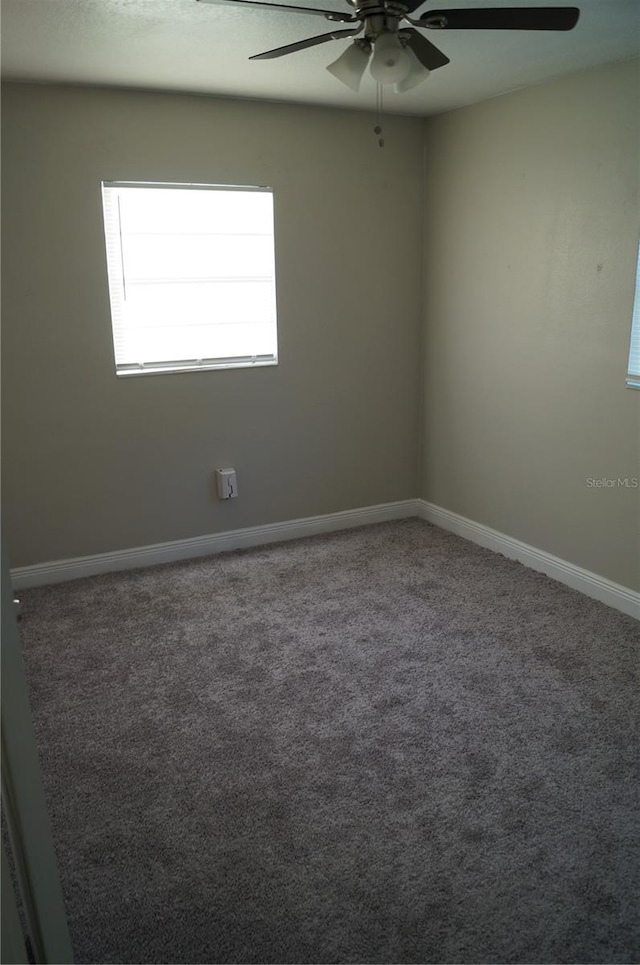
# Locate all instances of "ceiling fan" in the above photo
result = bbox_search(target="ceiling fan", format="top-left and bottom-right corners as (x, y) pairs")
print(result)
(197, 1), (580, 93)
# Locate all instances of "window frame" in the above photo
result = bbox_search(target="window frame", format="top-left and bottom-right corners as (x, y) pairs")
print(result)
(101, 180), (279, 378)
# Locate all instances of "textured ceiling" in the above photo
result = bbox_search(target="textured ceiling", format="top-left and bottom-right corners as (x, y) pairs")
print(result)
(1, 0), (639, 116)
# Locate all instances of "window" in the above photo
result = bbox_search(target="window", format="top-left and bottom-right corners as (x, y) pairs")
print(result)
(627, 242), (640, 389)
(101, 181), (278, 377)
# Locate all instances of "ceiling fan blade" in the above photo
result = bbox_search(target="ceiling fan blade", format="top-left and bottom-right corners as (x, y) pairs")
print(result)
(249, 27), (361, 59)
(197, 0), (356, 22)
(402, 29), (450, 69)
(418, 7), (580, 30)
(399, 0), (436, 13)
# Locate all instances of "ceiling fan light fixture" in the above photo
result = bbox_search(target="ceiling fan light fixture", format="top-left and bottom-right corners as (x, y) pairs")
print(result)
(326, 41), (370, 92)
(394, 46), (430, 92)
(369, 30), (411, 85)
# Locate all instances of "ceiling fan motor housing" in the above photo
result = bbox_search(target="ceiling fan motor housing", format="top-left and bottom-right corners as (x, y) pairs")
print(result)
(350, 0), (409, 41)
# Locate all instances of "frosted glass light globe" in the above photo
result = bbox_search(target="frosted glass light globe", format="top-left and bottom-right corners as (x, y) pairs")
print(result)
(327, 42), (371, 92)
(394, 47), (431, 92)
(370, 31), (411, 85)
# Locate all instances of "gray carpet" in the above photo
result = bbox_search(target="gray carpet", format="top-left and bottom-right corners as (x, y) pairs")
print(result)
(18, 518), (640, 965)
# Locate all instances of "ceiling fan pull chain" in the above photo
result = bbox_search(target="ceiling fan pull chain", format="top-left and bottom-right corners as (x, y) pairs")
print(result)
(374, 83), (384, 148)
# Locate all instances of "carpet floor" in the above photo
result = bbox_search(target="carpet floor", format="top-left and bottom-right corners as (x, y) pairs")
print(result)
(18, 518), (640, 964)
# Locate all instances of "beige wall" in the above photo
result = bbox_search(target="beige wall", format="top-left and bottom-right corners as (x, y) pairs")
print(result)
(421, 58), (640, 590)
(3, 62), (639, 592)
(1, 84), (424, 566)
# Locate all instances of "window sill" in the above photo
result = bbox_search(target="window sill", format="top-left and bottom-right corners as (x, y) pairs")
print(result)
(116, 356), (278, 378)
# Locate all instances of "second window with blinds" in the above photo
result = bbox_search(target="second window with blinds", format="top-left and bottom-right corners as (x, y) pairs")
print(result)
(101, 181), (278, 377)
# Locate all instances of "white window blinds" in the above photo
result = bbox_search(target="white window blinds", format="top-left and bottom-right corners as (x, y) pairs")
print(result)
(628, 245), (640, 389)
(101, 182), (278, 376)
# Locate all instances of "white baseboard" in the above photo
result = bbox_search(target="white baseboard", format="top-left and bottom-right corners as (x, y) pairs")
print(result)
(9, 499), (419, 590)
(11, 497), (639, 620)
(416, 499), (640, 620)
